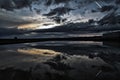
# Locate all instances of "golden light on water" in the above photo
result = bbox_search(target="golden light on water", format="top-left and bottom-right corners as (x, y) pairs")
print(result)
(17, 48), (61, 56)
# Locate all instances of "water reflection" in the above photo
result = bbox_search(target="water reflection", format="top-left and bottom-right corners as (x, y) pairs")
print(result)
(18, 48), (60, 56)
(0, 41), (120, 80)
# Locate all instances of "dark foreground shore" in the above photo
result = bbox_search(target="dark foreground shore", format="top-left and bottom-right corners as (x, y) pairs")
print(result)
(0, 36), (120, 45)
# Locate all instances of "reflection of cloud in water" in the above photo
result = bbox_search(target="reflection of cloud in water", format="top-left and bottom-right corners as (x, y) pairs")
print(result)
(18, 48), (61, 56)
(61, 55), (107, 80)
(26, 41), (103, 47)
(0, 48), (61, 69)
(0, 46), (119, 80)
(0, 42), (120, 80)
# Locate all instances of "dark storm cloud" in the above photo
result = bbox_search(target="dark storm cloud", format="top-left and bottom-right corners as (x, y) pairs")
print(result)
(0, 0), (32, 10)
(0, 19), (28, 37)
(0, 0), (14, 10)
(0, 28), (18, 37)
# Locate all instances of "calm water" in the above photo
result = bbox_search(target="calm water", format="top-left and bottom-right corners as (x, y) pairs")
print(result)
(0, 41), (120, 80)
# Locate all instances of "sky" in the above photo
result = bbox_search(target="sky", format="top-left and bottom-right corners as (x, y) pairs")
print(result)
(0, 0), (120, 38)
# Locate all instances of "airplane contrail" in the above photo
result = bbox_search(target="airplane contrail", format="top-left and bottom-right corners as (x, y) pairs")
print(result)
(95, 1), (102, 8)
(10, 0), (16, 7)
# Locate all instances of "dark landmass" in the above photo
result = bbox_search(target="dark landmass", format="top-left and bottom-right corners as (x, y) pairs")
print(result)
(0, 31), (120, 45)
(0, 36), (108, 45)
